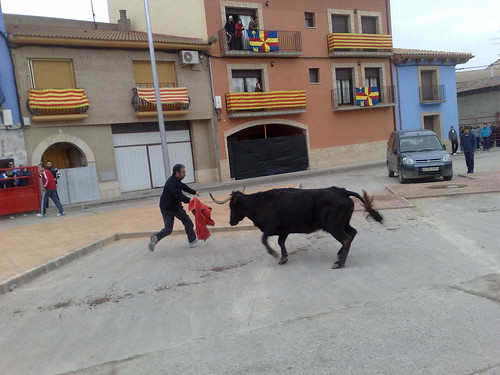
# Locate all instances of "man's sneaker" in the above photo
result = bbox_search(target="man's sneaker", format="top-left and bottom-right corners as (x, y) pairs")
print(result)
(148, 235), (158, 252)
(189, 238), (199, 248)
(36, 213), (46, 217)
(56, 212), (65, 217)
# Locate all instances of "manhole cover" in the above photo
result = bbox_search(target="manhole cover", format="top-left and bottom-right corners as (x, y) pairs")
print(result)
(426, 184), (467, 190)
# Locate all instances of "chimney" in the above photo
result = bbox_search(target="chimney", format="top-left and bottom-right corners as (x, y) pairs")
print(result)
(117, 9), (131, 31)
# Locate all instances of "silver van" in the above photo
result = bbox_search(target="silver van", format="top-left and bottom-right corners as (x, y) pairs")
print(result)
(386, 129), (453, 183)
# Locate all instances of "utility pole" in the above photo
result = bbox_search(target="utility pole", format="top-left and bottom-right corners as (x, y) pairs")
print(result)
(144, 0), (170, 177)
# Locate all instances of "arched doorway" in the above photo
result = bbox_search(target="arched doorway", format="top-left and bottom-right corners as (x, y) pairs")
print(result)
(41, 142), (87, 169)
(227, 122), (309, 180)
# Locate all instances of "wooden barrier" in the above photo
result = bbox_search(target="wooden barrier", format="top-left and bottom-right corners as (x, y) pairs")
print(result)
(0, 166), (41, 216)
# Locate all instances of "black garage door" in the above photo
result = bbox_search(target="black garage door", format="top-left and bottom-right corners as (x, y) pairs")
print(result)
(228, 134), (308, 180)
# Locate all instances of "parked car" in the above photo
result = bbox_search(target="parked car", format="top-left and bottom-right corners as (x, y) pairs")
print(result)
(386, 129), (453, 183)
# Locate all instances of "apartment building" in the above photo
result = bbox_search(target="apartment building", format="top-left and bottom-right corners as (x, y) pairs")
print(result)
(4, 11), (216, 202)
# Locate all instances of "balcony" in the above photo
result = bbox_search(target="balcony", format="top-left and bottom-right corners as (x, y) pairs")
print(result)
(331, 86), (395, 111)
(327, 33), (392, 57)
(218, 29), (302, 57)
(226, 90), (306, 118)
(28, 88), (89, 122)
(132, 86), (190, 117)
(419, 85), (446, 103)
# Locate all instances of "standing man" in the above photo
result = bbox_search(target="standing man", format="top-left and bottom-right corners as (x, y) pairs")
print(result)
(448, 126), (459, 155)
(37, 163), (65, 217)
(480, 123), (492, 151)
(224, 15), (235, 50)
(459, 126), (477, 174)
(148, 164), (199, 252)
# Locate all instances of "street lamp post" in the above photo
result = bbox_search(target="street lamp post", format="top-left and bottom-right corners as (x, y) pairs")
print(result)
(143, 0), (170, 177)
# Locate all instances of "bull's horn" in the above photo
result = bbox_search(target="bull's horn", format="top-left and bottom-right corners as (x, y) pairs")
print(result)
(209, 193), (231, 205)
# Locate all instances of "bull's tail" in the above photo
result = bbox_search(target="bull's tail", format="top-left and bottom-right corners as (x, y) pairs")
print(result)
(348, 190), (384, 224)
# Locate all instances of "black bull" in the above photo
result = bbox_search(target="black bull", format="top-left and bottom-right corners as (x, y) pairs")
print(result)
(210, 187), (384, 269)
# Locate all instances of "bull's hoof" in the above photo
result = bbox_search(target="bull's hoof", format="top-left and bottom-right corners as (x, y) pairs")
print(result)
(332, 261), (344, 269)
(279, 257), (288, 265)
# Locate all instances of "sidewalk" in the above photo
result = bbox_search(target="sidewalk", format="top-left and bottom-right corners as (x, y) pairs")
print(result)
(1, 152), (499, 294)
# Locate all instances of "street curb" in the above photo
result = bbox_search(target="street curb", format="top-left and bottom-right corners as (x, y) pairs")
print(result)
(0, 225), (256, 295)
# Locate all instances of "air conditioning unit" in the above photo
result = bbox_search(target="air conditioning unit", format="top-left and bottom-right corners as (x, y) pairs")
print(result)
(180, 50), (199, 65)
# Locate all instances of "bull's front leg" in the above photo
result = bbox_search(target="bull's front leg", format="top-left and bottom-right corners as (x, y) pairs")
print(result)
(261, 234), (279, 258)
(277, 234), (289, 265)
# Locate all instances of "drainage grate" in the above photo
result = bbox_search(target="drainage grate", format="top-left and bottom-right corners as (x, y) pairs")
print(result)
(426, 184), (467, 190)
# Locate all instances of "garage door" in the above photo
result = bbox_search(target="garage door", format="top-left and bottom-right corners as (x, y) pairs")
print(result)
(228, 134), (308, 180)
(113, 131), (194, 192)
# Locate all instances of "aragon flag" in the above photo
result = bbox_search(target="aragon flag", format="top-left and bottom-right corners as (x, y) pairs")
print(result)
(247, 30), (279, 52)
(356, 87), (380, 106)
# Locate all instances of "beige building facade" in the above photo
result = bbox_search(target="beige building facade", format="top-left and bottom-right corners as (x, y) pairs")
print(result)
(5, 13), (216, 201)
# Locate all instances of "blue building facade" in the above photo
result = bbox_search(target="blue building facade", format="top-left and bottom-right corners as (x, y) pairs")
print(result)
(0, 1), (20, 126)
(392, 48), (472, 140)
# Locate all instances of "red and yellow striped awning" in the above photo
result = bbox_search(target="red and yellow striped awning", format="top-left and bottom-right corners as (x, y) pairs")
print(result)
(328, 33), (392, 51)
(136, 87), (189, 104)
(28, 88), (90, 109)
(226, 90), (306, 111)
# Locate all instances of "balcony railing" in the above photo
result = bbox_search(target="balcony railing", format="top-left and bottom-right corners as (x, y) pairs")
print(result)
(419, 85), (446, 103)
(331, 86), (394, 110)
(27, 88), (90, 116)
(132, 86), (190, 115)
(327, 33), (392, 55)
(226, 90), (306, 117)
(218, 29), (302, 56)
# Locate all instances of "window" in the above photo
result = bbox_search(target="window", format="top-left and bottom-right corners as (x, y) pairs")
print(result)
(361, 16), (378, 34)
(309, 68), (320, 84)
(332, 14), (349, 33)
(365, 68), (380, 88)
(133, 61), (176, 87)
(336, 68), (353, 105)
(419, 68), (441, 101)
(232, 70), (262, 92)
(304, 12), (315, 28)
(29, 59), (76, 89)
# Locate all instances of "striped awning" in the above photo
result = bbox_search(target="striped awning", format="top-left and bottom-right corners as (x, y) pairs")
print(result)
(226, 90), (306, 111)
(28, 88), (90, 109)
(136, 87), (189, 105)
(328, 33), (392, 51)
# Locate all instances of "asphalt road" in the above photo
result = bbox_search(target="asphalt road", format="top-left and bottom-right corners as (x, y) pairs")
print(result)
(1, 169), (500, 374)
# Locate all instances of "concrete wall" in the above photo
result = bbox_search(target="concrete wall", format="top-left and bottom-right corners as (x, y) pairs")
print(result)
(458, 90), (500, 122)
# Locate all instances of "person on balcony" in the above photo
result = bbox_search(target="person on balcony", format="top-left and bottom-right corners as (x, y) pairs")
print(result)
(255, 81), (263, 92)
(224, 15), (235, 50)
(248, 16), (259, 31)
(234, 18), (245, 50)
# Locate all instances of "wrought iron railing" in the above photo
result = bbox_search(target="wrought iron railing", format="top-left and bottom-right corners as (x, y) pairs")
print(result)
(225, 90), (306, 114)
(419, 85), (446, 102)
(131, 86), (190, 112)
(327, 32), (393, 53)
(218, 28), (302, 54)
(331, 86), (394, 108)
(27, 88), (89, 116)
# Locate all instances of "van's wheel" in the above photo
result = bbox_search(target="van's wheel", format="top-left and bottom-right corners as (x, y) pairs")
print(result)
(398, 168), (407, 183)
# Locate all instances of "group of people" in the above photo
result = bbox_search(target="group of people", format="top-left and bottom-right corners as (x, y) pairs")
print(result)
(455, 123), (495, 174)
(224, 15), (259, 50)
(0, 161), (33, 189)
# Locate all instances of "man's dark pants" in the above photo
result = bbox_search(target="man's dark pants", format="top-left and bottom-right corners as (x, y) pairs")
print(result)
(451, 140), (458, 154)
(156, 207), (196, 243)
(464, 151), (474, 173)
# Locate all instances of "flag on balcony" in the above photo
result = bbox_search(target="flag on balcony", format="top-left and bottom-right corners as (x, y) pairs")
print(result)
(226, 90), (305, 111)
(28, 88), (90, 109)
(247, 30), (279, 52)
(136, 87), (189, 104)
(356, 87), (380, 107)
(328, 33), (392, 51)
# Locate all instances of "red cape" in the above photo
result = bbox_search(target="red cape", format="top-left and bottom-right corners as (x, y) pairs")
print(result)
(188, 197), (215, 241)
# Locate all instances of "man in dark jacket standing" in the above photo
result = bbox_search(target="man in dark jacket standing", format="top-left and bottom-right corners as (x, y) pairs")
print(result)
(148, 164), (198, 251)
(459, 126), (477, 174)
(448, 125), (459, 155)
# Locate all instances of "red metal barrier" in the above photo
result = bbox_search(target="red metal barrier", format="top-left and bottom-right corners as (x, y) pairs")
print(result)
(0, 166), (41, 216)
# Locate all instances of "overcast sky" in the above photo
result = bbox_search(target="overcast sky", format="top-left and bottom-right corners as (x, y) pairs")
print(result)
(1, 0), (499, 70)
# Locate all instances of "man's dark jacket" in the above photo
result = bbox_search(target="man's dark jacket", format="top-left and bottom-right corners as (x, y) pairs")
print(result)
(159, 174), (196, 211)
(460, 132), (477, 152)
